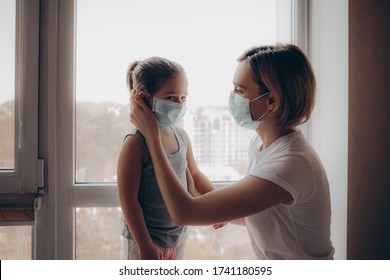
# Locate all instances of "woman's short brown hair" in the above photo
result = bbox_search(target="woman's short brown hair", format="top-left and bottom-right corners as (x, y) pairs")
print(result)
(238, 44), (316, 128)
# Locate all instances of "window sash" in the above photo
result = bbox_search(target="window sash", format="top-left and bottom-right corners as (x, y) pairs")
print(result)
(42, 0), (298, 259)
(0, 0), (39, 195)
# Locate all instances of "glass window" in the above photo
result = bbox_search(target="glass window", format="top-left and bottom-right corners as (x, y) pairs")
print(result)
(72, 0), (291, 260)
(75, 207), (254, 259)
(75, 207), (125, 259)
(0, 0), (39, 194)
(0, 0), (39, 259)
(74, 0), (281, 183)
(184, 225), (255, 259)
(0, 0), (16, 170)
(0, 225), (32, 260)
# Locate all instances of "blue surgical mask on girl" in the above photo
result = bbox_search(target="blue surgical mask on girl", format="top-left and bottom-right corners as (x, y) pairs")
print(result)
(228, 91), (270, 130)
(146, 93), (187, 127)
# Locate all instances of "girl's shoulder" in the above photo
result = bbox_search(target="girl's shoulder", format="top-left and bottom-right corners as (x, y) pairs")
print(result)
(121, 129), (149, 164)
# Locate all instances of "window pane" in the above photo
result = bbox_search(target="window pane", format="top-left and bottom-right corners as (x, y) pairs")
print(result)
(75, 207), (126, 259)
(74, 0), (278, 183)
(75, 207), (255, 259)
(184, 225), (255, 259)
(0, 225), (32, 260)
(0, 0), (16, 170)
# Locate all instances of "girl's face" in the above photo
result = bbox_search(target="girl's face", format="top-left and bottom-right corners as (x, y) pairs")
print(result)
(152, 74), (188, 105)
(232, 61), (270, 120)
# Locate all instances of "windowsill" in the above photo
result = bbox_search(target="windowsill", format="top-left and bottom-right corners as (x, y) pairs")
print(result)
(0, 210), (34, 222)
(0, 193), (36, 222)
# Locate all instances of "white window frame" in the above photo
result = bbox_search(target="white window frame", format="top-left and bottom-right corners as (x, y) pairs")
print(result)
(306, 0), (348, 260)
(37, 0), (348, 260)
(0, 0), (39, 195)
(0, 0), (39, 261)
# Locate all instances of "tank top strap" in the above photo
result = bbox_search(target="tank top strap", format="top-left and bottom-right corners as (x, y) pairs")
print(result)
(124, 127), (186, 159)
(124, 129), (151, 160)
(171, 126), (187, 150)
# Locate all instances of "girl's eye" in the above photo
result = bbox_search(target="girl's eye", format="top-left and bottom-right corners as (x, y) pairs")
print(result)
(181, 96), (187, 101)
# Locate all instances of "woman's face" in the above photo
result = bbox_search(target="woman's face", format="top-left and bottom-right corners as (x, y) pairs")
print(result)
(232, 61), (269, 120)
(232, 61), (259, 97)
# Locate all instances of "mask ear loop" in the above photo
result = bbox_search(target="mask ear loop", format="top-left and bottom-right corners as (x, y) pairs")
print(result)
(249, 92), (269, 103)
(253, 92), (272, 121)
(256, 108), (271, 121)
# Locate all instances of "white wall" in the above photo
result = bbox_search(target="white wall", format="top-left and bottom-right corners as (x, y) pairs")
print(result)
(308, 0), (348, 259)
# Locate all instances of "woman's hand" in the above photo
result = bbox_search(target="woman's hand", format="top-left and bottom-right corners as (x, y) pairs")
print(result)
(213, 223), (228, 229)
(129, 91), (159, 139)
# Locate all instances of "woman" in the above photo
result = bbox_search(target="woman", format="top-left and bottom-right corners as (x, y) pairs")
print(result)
(130, 44), (335, 260)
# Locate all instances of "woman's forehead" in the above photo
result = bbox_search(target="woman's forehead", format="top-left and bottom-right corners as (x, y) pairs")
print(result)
(233, 61), (256, 88)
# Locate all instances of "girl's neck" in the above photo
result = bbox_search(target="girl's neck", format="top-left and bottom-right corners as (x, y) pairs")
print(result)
(159, 126), (172, 138)
(159, 126), (180, 155)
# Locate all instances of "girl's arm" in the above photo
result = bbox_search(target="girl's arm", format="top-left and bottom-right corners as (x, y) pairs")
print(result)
(181, 128), (228, 229)
(117, 136), (161, 259)
(179, 127), (214, 195)
(130, 93), (292, 226)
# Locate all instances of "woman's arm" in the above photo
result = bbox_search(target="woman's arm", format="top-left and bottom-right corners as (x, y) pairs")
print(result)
(130, 93), (292, 226)
(117, 136), (161, 259)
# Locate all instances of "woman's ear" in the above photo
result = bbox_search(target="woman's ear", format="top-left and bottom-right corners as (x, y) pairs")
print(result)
(267, 96), (276, 110)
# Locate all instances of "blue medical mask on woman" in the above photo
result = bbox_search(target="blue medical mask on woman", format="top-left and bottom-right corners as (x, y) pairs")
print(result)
(147, 94), (187, 127)
(228, 91), (270, 129)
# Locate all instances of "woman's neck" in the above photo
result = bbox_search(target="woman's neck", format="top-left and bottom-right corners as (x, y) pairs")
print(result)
(257, 121), (296, 151)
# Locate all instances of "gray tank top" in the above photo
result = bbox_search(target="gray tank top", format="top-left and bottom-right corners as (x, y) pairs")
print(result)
(121, 126), (188, 248)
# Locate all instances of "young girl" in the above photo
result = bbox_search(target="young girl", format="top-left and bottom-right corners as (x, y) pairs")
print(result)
(117, 57), (214, 260)
(130, 45), (335, 259)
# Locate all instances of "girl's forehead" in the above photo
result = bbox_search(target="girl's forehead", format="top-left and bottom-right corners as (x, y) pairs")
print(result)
(157, 75), (188, 94)
(164, 75), (187, 86)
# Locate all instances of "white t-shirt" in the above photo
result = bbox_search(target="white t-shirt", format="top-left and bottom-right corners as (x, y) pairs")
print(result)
(245, 130), (334, 259)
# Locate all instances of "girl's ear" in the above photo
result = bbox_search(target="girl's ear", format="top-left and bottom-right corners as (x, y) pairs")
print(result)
(129, 89), (135, 104)
(139, 91), (153, 108)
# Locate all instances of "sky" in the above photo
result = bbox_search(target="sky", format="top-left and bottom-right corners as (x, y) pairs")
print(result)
(1, 0), (290, 106)
(75, 0), (280, 106)
(0, 0), (15, 104)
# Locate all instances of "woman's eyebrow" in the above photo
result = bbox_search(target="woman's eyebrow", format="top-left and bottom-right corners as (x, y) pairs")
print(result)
(233, 82), (248, 90)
